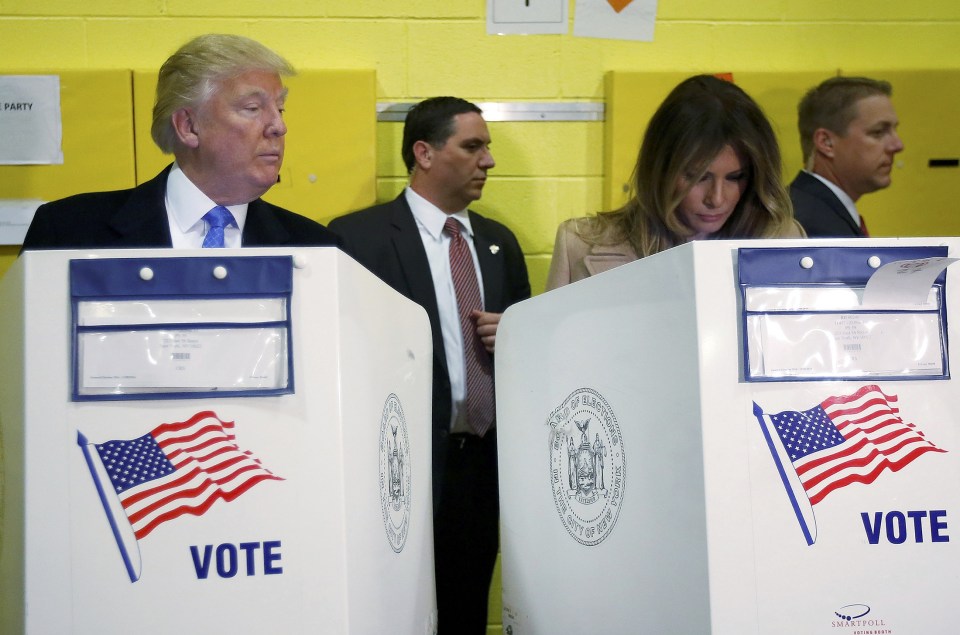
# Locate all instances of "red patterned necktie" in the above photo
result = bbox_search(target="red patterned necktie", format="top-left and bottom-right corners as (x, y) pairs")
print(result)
(444, 217), (495, 437)
(859, 215), (870, 237)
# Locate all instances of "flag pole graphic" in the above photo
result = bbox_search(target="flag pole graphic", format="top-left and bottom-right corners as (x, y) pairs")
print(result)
(752, 402), (817, 545)
(77, 431), (142, 582)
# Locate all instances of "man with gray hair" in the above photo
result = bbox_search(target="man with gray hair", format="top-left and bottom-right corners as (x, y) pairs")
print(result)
(22, 33), (337, 250)
(789, 76), (904, 237)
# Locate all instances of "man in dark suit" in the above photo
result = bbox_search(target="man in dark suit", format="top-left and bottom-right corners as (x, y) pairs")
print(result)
(790, 76), (904, 238)
(329, 97), (530, 635)
(22, 34), (337, 251)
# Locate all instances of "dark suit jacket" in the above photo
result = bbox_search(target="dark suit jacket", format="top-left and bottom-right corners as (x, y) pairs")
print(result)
(21, 165), (340, 251)
(789, 170), (864, 238)
(328, 193), (531, 510)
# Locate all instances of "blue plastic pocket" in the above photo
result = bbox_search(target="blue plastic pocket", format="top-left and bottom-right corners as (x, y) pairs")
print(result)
(738, 246), (950, 382)
(70, 256), (294, 401)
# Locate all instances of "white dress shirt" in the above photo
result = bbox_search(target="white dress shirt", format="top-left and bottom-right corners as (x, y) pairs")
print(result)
(405, 186), (486, 434)
(164, 163), (249, 248)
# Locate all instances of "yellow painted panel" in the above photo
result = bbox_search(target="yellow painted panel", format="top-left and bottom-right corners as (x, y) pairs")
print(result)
(377, 121), (406, 179)
(735, 71), (840, 178)
(133, 70), (377, 226)
(525, 254), (553, 297)
(0, 246), (18, 281)
(0, 70), (136, 202)
(603, 71), (692, 210)
(488, 121), (603, 178)
(375, 177), (407, 206)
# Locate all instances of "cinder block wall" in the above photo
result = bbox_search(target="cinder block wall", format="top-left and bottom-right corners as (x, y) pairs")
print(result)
(2, 2), (959, 290)
(2, 4), (959, 632)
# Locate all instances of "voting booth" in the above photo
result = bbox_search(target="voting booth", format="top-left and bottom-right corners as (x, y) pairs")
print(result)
(496, 238), (960, 634)
(0, 248), (437, 634)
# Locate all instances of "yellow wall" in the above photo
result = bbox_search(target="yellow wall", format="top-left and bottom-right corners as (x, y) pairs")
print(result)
(3, 3), (960, 632)
(2, 1), (960, 289)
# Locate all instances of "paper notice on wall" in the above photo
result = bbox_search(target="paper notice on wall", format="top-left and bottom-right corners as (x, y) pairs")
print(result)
(0, 199), (41, 245)
(573, 0), (657, 42)
(0, 75), (63, 164)
(487, 0), (568, 35)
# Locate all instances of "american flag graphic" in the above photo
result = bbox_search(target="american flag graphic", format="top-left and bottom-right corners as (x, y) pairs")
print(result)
(764, 385), (944, 505)
(83, 411), (282, 541)
(754, 385), (946, 545)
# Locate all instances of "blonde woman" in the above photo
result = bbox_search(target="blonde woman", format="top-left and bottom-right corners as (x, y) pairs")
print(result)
(547, 74), (803, 290)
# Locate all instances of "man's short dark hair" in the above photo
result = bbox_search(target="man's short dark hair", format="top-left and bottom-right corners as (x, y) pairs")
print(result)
(401, 97), (483, 173)
(797, 76), (893, 162)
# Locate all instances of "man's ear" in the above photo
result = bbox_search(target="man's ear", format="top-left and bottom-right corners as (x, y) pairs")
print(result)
(412, 139), (433, 171)
(171, 108), (200, 149)
(812, 128), (835, 158)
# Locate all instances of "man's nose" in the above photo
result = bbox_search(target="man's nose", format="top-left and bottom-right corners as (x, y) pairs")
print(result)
(479, 148), (495, 169)
(889, 130), (904, 154)
(266, 107), (286, 137)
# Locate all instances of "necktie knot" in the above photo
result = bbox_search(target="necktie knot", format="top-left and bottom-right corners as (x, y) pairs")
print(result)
(202, 206), (236, 248)
(443, 217), (462, 240)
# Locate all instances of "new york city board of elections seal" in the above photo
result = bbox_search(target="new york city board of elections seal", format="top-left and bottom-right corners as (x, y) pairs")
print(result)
(548, 387), (626, 546)
(379, 393), (412, 553)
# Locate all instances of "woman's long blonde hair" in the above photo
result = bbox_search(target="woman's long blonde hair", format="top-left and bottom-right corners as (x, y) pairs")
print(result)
(581, 75), (798, 257)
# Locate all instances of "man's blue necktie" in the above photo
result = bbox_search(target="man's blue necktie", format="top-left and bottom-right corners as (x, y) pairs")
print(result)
(202, 206), (236, 248)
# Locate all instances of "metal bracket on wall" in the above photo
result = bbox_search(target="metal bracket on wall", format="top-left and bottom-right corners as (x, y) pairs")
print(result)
(376, 101), (605, 122)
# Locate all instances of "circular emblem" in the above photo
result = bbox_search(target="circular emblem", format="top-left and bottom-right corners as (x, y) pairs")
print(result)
(379, 393), (412, 553)
(548, 387), (626, 546)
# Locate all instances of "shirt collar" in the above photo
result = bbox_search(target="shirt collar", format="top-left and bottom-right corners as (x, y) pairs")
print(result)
(166, 163), (249, 233)
(404, 186), (473, 239)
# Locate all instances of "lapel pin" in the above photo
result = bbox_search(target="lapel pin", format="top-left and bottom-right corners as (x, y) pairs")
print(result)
(489, 244), (500, 254)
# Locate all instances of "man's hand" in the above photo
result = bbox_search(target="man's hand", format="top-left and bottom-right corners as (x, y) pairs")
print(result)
(472, 310), (501, 354)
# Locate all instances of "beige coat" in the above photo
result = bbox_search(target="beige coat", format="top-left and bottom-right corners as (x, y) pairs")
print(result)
(545, 218), (638, 291)
(545, 216), (805, 291)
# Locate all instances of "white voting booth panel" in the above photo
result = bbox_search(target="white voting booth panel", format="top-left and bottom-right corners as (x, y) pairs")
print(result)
(497, 238), (960, 634)
(0, 248), (436, 634)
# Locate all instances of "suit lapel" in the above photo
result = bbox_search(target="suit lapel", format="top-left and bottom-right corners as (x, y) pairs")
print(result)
(242, 198), (289, 246)
(108, 167), (174, 247)
(798, 171), (861, 236)
(387, 197), (449, 373)
(470, 213), (505, 312)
